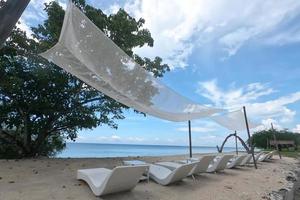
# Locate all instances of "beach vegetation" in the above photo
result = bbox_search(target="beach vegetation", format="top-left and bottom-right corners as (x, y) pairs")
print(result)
(0, 0), (170, 158)
(251, 128), (300, 151)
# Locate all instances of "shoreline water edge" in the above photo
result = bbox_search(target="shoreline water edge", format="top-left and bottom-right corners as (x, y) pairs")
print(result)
(57, 142), (245, 158)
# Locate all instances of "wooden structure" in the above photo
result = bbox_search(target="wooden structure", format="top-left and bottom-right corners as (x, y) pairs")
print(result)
(270, 140), (295, 148)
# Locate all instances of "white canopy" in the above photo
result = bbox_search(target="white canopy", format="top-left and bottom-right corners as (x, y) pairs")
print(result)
(40, 3), (223, 122)
(211, 109), (259, 131)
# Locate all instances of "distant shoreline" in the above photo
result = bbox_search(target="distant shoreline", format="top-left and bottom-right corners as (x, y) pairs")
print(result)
(57, 143), (244, 158)
(67, 142), (238, 148)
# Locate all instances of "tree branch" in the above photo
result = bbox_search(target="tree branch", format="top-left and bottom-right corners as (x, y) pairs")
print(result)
(0, 129), (25, 150)
(80, 97), (103, 105)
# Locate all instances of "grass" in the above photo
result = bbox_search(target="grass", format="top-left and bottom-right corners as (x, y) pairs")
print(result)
(278, 149), (300, 158)
(264, 148), (300, 158)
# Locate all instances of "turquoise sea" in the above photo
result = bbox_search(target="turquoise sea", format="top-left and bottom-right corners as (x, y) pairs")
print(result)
(57, 143), (241, 158)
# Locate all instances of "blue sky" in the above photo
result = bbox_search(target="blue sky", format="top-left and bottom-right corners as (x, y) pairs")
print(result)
(19, 0), (300, 147)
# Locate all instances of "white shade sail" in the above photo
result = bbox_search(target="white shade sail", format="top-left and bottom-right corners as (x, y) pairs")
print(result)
(40, 3), (223, 122)
(211, 110), (260, 131)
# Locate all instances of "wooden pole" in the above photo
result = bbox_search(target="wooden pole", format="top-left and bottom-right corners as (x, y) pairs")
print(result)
(243, 106), (257, 169)
(271, 123), (282, 159)
(188, 120), (192, 158)
(235, 131), (238, 155)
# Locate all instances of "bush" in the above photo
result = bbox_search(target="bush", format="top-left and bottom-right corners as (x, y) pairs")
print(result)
(251, 128), (300, 149)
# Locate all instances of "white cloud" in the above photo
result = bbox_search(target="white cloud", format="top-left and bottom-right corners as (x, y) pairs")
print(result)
(176, 119), (221, 133)
(111, 135), (121, 140)
(198, 80), (275, 108)
(127, 137), (145, 142)
(96, 134), (121, 142)
(18, 0), (300, 68)
(19, 0), (66, 34)
(292, 124), (300, 133)
(177, 126), (215, 133)
(103, 3), (121, 15)
(123, 0), (300, 68)
(253, 118), (283, 132)
(23, 0), (52, 20)
(248, 92), (300, 123)
(74, 133), (149, 144)
(198, 79), (300, 124)
(16, 19), (33, 37)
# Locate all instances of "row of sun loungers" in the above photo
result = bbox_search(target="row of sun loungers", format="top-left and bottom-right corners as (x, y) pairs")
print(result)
(77, 151), (277, 196)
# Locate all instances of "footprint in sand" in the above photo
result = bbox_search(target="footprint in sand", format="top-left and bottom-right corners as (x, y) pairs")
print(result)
(224, 185), (233, 190)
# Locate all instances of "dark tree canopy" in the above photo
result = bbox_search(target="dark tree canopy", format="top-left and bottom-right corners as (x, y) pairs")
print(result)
(251, 128), (300, 149)
(0, 0), (170, 158)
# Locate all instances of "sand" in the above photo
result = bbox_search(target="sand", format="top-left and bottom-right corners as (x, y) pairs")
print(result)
(0, 154), (298, 200)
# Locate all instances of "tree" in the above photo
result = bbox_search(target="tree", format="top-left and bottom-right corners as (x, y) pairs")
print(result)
(251, 128), (300, 149)
(0, 0), (170, 158)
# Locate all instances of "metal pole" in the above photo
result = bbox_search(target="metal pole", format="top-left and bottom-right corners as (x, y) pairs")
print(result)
(235, 131), (238, 155)
(188, 120), (192, 158)
(271, 123), (281, 159)
(0, 0), (31, 48)
(243, 106), (257, 169)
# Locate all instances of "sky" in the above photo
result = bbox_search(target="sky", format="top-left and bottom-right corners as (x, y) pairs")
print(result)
(19, 0), (300, 147)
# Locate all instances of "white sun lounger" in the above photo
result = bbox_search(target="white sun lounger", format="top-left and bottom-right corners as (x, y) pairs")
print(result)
(226, 154), (247, 169)
(258, 153), (269, 162)
(258, 151), (276, 162)
(77, 165), (148, 196)
(149, 162), (197, 185)
(176, 155), (216, 175)
(206, 154), (234, 172)
(239, 154), (252, 166)
(249, 152), (264, 163)
(267, 150), (276, 159)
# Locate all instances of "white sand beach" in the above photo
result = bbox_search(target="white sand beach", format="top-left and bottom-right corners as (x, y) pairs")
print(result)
(0, 154), (298, 200)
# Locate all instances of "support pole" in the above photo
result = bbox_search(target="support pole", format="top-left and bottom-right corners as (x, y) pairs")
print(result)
(243, 106), (257, 169)
(188, 120), (192, 158)
(0, 0), (31, 48)
(271, 123), (281, 159)
(235, 131), (238, 155)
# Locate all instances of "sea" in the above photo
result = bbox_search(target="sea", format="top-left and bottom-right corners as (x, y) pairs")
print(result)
(56, 143), (241, 158)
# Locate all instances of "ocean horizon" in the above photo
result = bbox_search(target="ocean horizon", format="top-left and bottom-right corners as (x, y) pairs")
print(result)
(56, 143), (243, 158)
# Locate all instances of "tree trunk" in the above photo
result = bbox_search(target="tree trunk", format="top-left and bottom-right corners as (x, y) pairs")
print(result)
(32, 130), (49, 156)
(22, 115), (32, 154)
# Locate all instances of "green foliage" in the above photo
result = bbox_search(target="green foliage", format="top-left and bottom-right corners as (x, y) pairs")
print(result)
(251, 128), (300, 149)
(278, 149), (300, 158)
(0, 0), (170, 158)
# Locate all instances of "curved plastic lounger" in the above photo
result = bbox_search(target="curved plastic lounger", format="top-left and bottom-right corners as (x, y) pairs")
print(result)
(266, 151), (276, 160)
(177, 155), (216, 175)
(259, 151), (276, 162)
(77, 165), (148, 196)
(239, 154), (252, 166)
(249, 152), (264, 163)
(206, 154), (234, 172)
(227, 155), (247, 169)
(149, 162), (196, 185)
(258, 153), (269, 162)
